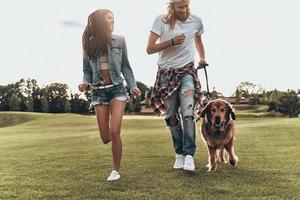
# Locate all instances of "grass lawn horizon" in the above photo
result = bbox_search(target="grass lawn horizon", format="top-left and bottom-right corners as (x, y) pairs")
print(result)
(0, 112), (299, 199)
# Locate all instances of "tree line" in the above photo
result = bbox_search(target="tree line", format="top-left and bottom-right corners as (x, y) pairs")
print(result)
(0, 79), (299, 117)
(212, 81), (300, 117)
(0, 78), (152, 114)
(234, 82), (300, 117)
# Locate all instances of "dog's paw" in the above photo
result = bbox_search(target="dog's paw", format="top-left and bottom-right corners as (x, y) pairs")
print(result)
(206, 163), (210, 168)
(229, 157), (238, 166)
(207, 168), (217, 173)
(207, 165), (217, 172)
(229, 159), (236, 166)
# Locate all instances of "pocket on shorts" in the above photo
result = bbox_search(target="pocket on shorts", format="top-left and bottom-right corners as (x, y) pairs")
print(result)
(110, 84), (128, 101)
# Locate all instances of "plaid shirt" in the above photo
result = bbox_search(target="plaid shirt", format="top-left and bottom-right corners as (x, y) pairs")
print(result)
(150, 62), (203, 115)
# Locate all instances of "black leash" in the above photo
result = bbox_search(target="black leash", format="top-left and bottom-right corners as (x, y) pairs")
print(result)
(197, 63), (210, 100)
(195, 63), (210, 122)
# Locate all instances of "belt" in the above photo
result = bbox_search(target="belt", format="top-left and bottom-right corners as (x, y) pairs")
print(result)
(91, 84), (114, 90)
(158, 62), (194, 73)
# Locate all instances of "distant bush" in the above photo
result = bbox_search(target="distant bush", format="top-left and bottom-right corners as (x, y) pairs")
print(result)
(268, 90), (300, 117)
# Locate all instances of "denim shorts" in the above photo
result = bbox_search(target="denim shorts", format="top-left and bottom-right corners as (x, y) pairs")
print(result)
(91, 83), (128, 106)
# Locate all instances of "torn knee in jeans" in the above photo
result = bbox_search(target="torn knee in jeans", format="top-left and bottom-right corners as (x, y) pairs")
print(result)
(184, 89), (193, 97)
(165, 114), (179, 127)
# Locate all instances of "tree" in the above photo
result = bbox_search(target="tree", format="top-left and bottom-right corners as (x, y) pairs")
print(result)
(3, 78), (40, 112)
(237, 81), (253, 98)
(45, 83), (70, 113)
(267, 100), (280, 112)
(260, 90), (269, 104)
(41, 97), (49, 113)
(0, 85), (10, 111)
(236, 82), (267, 104)
(14, 78), (27, 111)
(249, 94), (260, 105)
(27, 96), (34, 112)
(0, 82), (21, 111)
(9, 94), (20, 111)
(277, 90), (300, 117)
(70, 93), (89, 113)
(136, 81), (149, 102)
(210, 87), (219, 100)
(64, 100), (71, 113)
(235, 87), (241, 104)
(269, 89), (282, 102)
(26, 78), (40, 112)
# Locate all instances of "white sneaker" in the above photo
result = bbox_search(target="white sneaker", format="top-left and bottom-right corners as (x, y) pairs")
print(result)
(173, 154), (184, 169)
(183, 155), (195, 171)
(107, 170), (120, 181)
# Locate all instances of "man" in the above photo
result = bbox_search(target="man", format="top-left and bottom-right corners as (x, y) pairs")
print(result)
(146, 0), (207, 171)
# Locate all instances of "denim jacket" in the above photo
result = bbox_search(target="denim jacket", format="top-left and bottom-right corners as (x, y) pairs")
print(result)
(82, 34), (137, 89)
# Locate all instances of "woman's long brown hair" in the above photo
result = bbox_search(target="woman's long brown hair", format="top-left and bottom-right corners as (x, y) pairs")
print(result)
(82, 9), (112, 60)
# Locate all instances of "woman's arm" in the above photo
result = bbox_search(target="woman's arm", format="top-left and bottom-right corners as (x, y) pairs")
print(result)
(79, 53), (92, 92)
(121, 37), (137, 90)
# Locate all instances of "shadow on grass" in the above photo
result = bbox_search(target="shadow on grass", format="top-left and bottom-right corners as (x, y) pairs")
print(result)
(0, 112), (36, 128)
(97, 164), (297, 200)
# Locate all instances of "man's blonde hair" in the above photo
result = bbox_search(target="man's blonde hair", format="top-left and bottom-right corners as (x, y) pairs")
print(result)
(164, 0), (190, 29)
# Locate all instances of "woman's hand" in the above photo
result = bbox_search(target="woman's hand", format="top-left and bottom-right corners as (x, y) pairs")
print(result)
(130, 87), (141, 97)
(78, 83), (87, 92)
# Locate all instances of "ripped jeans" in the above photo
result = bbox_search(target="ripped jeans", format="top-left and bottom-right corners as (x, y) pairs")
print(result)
(163, 73), (196, 156)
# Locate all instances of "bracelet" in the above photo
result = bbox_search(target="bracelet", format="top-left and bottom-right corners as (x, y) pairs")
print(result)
(171, 38), (175, 46)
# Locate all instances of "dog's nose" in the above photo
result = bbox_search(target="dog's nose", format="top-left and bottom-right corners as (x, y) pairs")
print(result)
(215, 116), (221, 125)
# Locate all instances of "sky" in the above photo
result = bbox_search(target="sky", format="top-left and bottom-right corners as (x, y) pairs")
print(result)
(0, 0), (299, 96)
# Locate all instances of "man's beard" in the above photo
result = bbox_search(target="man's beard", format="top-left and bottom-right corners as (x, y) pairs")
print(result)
(174, 11), (188, 21)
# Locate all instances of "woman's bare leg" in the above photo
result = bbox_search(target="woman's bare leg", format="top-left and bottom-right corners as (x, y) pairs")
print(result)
(94, 105), (111, 144)
(109, 99), (126, 172)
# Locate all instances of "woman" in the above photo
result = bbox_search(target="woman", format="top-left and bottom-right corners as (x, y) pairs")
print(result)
(79, 9), (141, 181)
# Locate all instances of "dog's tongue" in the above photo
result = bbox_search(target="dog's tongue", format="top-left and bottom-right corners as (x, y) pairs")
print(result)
(215, 123), (221, 128)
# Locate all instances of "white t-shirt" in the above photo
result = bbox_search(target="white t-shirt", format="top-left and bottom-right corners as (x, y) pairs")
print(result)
(151, 14), (204, 69)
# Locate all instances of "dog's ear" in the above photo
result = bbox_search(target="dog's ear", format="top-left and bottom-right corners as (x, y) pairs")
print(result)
(200, 101), (211, 118)
(231, 109), (236, 120)
(225, 102), (236, 120)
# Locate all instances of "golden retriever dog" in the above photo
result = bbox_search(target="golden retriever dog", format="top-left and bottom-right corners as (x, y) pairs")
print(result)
(200, 99), (238, 172)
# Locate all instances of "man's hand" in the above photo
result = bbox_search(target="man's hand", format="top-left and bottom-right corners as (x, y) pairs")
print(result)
(173, 33), (185, 45)
(198, 59), (208, 69)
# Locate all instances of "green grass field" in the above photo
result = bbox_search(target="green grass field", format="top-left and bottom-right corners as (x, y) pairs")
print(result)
(0, 112), (299, 200)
